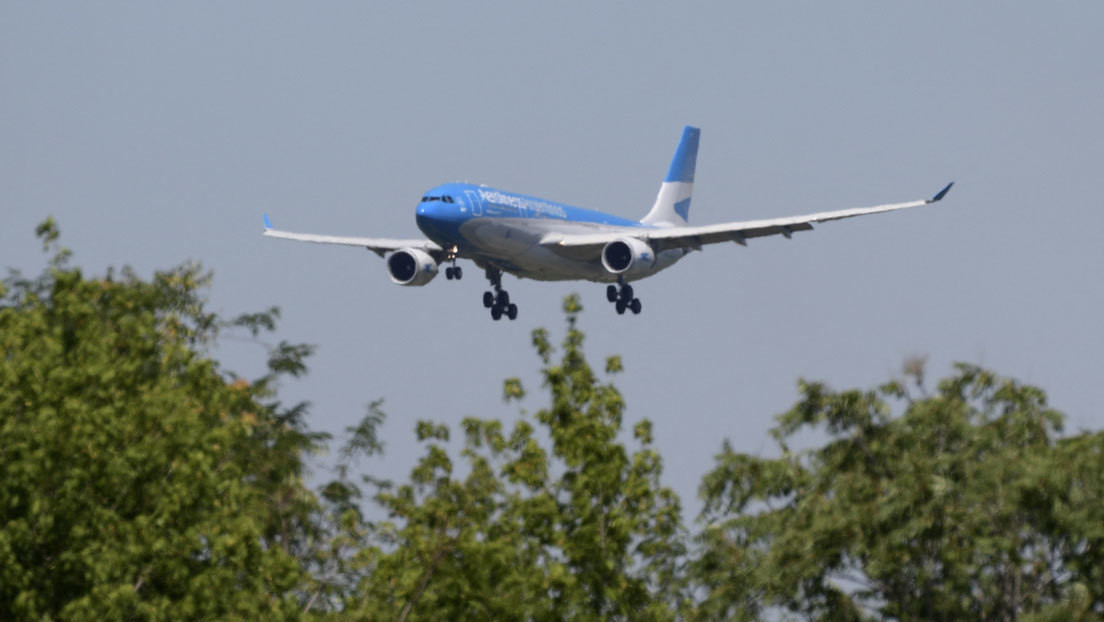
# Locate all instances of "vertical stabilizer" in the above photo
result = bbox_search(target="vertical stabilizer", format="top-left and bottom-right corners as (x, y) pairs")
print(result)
(641, 126), (699, 226)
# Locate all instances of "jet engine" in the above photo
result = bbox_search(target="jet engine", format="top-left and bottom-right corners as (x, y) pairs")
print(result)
(386, 248), (438, 286)
(601, 237), (657, 276)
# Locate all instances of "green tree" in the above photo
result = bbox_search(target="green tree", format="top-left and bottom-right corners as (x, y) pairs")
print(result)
(0, 220), (328, 620)
(12, 218), (1104, 621)
(342, 295), (687, 621)
(693, 362), (1104, 620)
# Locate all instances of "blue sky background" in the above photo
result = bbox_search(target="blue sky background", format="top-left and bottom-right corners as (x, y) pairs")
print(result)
(4, 2), (1102, 519)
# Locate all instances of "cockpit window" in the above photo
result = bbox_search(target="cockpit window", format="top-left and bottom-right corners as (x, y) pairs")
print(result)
(421, 194), (458, 203)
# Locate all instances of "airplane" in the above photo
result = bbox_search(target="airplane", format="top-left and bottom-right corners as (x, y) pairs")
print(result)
(263, 126), (953, 320)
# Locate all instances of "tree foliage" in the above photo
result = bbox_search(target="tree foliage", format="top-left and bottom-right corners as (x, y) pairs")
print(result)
(341, 295), (687, 621)
(693, 361), (1104, 620)
(5, 219), (1104, 620)
(0, 219), (327, 620)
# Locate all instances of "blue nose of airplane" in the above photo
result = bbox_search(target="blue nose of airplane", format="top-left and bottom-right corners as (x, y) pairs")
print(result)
(415, 194), (465, 243)
(415, 200), (450, 227)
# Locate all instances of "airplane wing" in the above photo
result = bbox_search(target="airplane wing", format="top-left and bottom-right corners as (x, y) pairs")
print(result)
(261, 214), (444, 258)
(540, 182), (954, 253)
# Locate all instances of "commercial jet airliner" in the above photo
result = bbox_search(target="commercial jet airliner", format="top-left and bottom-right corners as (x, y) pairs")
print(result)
(263, 126), (952, 320)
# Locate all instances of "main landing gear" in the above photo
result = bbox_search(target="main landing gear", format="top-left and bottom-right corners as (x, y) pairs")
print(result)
(483, 267), (517, 321)
(606, 281), (642, 315)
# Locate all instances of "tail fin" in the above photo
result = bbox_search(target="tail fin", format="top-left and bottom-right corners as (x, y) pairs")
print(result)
(641, 125), (699, 226)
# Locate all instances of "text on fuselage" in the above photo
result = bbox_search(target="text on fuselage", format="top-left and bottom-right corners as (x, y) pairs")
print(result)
(478, 189), (568, 219)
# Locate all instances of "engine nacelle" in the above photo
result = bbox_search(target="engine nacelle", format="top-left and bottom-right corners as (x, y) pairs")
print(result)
(386, 248), (438, 286)
(601, 237), (657, 276)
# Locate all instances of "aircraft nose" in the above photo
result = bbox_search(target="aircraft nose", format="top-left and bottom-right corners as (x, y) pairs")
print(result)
(416, 201), (445, 226)
(416, 199), (464, 224)
(415, 198), (463, 241)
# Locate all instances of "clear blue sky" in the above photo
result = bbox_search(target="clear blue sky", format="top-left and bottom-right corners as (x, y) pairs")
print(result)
(4, 2), (1103, 518)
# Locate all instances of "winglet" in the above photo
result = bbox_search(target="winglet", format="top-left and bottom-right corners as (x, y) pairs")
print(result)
(929, 182), (954, 203)
(263, 213), (272, 230)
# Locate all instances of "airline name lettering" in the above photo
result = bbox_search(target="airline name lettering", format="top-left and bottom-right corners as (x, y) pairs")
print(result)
(478, 190), (567, 219)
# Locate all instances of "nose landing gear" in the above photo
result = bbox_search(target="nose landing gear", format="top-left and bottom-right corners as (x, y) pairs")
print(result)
(444, 248), (463, 280)
(484, 267), (517, 321)
(606, 282), (641, 315)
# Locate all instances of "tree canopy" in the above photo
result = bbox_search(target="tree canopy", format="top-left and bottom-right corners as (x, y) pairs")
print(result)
(694, 361), (1104, 620)
(1, 219), (325, 619)
(3, 219), (1102, 620)
(339, 296), (687, 620)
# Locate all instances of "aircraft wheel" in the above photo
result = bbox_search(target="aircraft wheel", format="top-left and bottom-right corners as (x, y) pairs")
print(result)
(620, 284), (633, 301)
(606, 285), (618, 302)
(630, 298), (642, 315)
(445, 267), (454, 280)
(615, 299), (627, 315)
(496, 290), (510, 307)
(506, 303), (518, 320)
(483, 291), (494, 308)
(491, 305), (503, 321)
(454, 266), (463, 280)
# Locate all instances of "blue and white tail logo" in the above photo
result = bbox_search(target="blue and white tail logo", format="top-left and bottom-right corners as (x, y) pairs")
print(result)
(641, 125), (699, 227)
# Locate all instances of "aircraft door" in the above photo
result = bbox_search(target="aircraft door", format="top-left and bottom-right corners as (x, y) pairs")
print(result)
(464, 189), (484, 216)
